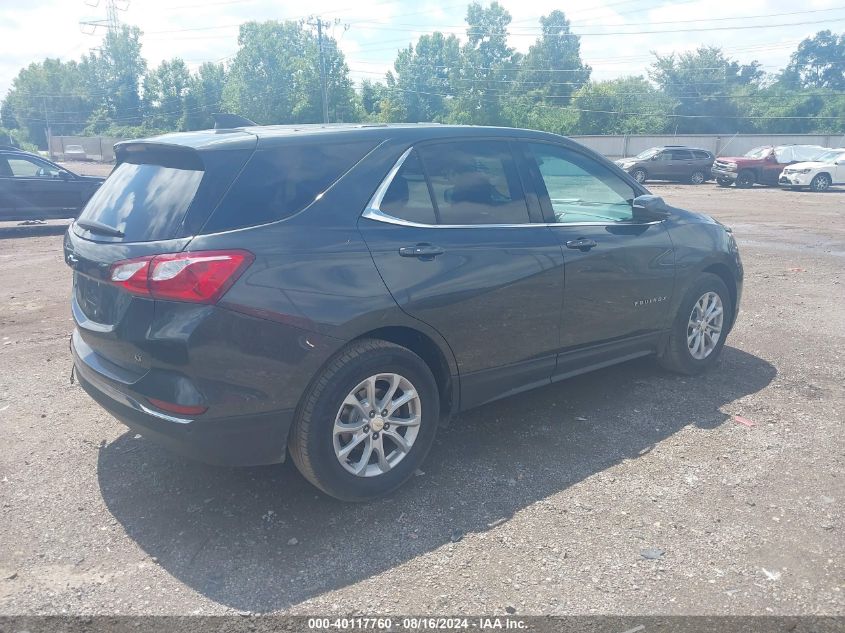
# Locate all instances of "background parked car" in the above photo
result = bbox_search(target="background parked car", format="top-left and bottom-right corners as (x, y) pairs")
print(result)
(711, 145), (825, 188)
(0, 150), (105, 220)
(614, 146), (714, 184)
(62, 144), (88, 161)
(778, 148), (845, 192)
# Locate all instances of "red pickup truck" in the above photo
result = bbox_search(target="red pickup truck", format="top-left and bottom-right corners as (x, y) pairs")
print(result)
(711, 145), (826, 188)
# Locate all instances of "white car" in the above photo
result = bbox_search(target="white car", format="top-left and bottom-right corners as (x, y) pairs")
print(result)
(63, 144), (87, 160)
(779, 148), (845, 192)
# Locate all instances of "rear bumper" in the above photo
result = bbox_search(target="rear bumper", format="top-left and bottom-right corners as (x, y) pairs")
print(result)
(72, 332), (294, 466)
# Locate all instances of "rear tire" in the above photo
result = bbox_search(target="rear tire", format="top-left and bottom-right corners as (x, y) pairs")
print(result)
(658, 273), (732, 375)
(690, 170), (706, 184)
(631, 169), (647, 184)
(289, 339), (439, 501)
(809, 173), (831, 192)
(735, 170), (755, 188)
(717, 177), (733, 187)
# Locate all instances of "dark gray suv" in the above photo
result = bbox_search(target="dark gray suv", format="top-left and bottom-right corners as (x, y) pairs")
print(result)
(65, 124), (742, 500)
(615, 146), (715, 184)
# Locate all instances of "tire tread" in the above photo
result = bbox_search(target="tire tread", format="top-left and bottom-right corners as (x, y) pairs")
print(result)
(289, 338), (437, 500)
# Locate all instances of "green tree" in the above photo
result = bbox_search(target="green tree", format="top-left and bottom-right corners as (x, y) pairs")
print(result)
(182, 62), (226, 131)
(738, 83), (845, 133)
(781, 30), (845, 90)
(3, 58), (94, 147)
(142, 58), (191, 131)
(222, 20), (357, 125)
(448, 2), (519, 125)
(387, 32), (461, 122)
(516, 10), (590, 104)
(649, 46), (762, 133)
(81, 25), (147, 130)
(571, 77), (672, 134)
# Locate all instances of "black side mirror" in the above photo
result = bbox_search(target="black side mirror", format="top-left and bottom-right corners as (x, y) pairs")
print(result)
(58, 170), (72, 181)
(632, 194), (670, 220)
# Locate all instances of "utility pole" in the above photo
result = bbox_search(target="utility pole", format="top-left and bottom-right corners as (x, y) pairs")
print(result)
(42, 97), (52, 159)
(313, 17), (330, 124)
(80, 0), (129, 35)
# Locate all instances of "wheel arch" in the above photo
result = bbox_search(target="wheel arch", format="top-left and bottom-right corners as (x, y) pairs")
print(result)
(352, 326), (457, 419)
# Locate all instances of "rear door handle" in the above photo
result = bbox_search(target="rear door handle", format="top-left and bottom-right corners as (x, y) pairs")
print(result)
(565, 238), (597, 251)
(399, 243), (445, 259)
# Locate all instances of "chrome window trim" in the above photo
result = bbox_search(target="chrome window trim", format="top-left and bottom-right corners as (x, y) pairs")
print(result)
(361, 146), (663, 229)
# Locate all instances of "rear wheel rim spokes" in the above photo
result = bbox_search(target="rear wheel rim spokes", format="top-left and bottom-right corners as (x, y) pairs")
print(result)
(687, 291), (724, 360)
(333, 373), (422, 477)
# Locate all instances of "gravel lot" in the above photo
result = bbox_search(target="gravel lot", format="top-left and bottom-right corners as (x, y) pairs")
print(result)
(0, 182), (843, 616)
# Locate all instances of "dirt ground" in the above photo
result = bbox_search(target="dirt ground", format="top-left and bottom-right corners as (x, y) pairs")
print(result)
(0, 182), (843, 616)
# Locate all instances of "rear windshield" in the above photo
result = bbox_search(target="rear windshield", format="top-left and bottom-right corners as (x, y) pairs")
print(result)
(201, 139), (380, 234)
(77, 152), (204, 242)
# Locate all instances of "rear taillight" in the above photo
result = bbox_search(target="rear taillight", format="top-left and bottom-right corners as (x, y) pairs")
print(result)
(109, 250), (254, 304)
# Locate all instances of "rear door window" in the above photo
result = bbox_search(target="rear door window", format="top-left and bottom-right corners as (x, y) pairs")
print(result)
(669, 149), (693, 160)
(417, 140), (530, 225)
(77, 152), (204, 242)
(202, 140), (380, 233)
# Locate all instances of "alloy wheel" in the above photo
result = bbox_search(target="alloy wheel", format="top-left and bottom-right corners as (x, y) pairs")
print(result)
(333, 373), (422, 477)
(811, 174), (831, 192)
(687, 292), (724, 360)
(632, 169), (646, 184)
(690, 171), (705, 184)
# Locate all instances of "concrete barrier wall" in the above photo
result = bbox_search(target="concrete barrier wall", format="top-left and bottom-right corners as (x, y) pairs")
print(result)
(570, 134), (845, 159)
(49, 136), (125, 162)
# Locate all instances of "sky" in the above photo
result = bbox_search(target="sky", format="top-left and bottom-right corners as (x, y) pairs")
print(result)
(2, 0), (845, 100)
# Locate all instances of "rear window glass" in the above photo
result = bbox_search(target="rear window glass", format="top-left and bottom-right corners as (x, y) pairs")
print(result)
(78, 153), (203, 242)
(202, 140), (379, 233)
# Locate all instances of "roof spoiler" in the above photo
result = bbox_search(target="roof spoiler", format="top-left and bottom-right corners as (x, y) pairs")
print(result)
(213, 113), (257, 129)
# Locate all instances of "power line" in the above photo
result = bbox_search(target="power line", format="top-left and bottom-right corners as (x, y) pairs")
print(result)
(353, 5), (845, 31)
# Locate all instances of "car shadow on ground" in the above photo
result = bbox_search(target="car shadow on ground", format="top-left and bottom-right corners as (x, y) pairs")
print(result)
(98, 346), (776, 612)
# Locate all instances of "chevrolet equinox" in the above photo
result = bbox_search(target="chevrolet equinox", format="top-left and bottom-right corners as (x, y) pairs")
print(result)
(65, 124), (743, 501)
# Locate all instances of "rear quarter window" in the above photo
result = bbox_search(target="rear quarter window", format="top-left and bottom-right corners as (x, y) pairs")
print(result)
(202, 139), (380, 233)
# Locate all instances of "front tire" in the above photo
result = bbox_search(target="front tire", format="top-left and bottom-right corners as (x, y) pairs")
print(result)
(289, 339), (439, 501)
(717, 177), (733, 187)
(809, 173), (831, 192)
(690, 170), (706, 184)
(631, 169), (647, 184)
(658, 273), (732, 375)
